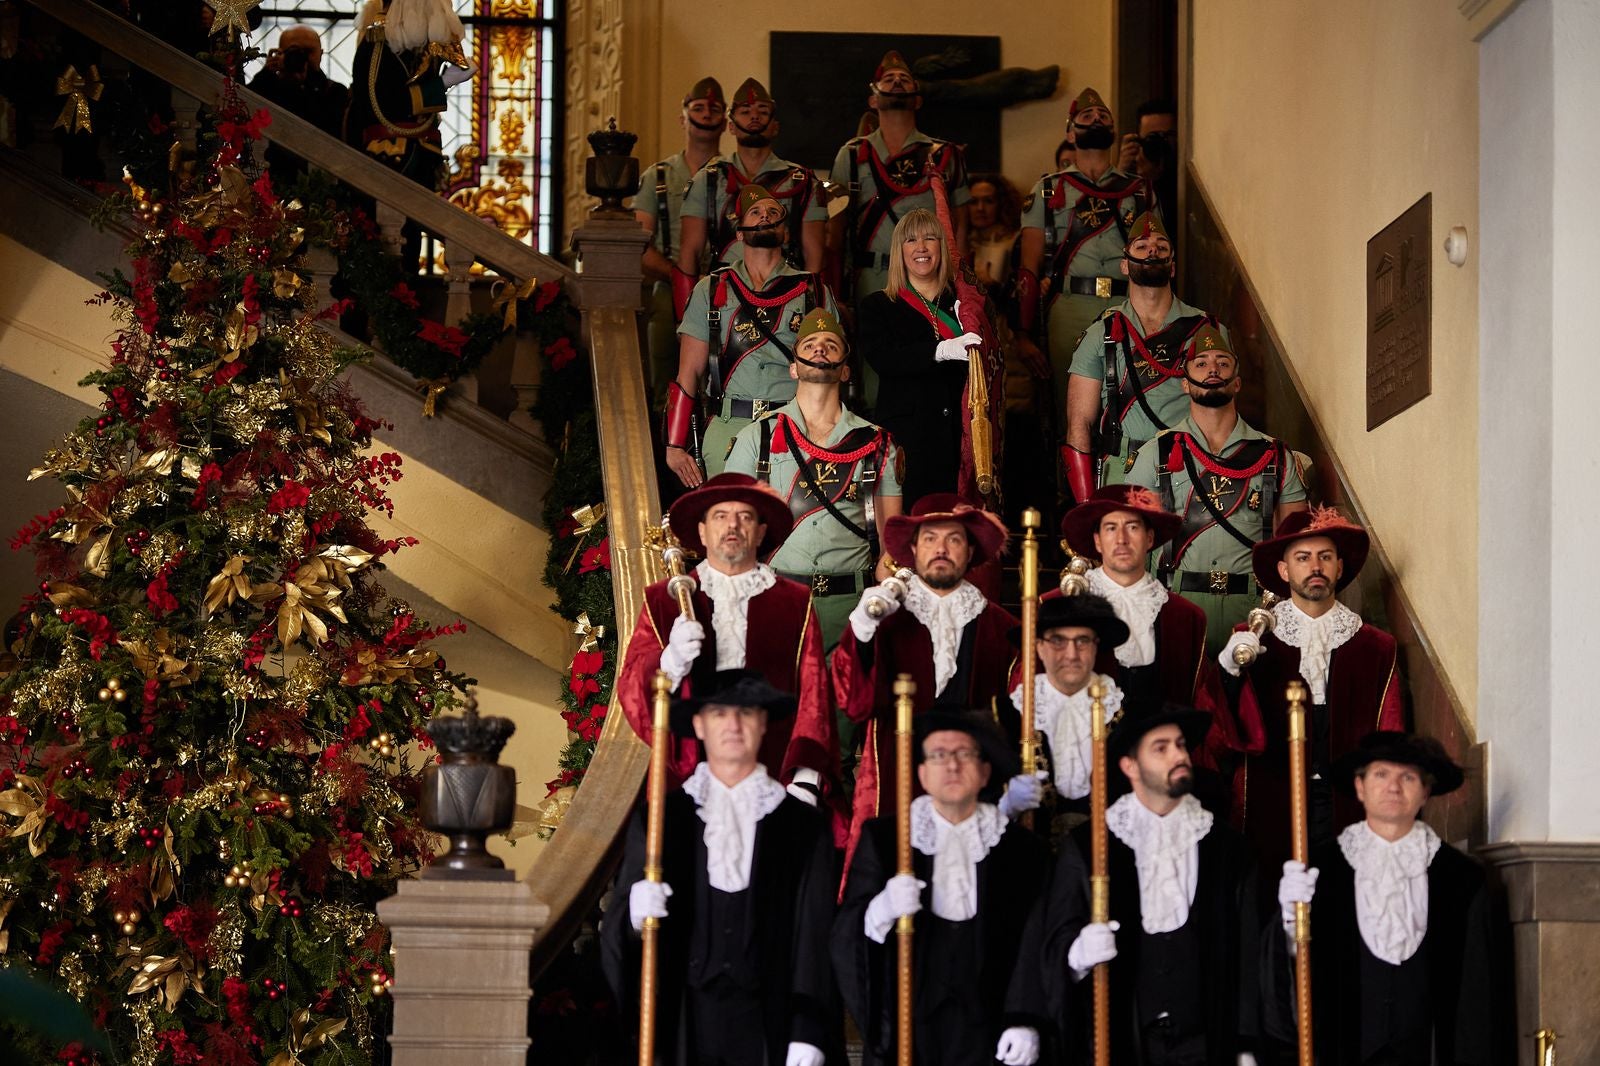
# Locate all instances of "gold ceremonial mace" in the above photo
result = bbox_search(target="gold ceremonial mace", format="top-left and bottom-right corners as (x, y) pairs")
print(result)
(1286, 680), (1314, 1066)
(658, 514), (698, 617)
(1018, 509), (1042, 831)
(638, 670), (674, 1066)
(1231, 591), (1282, 667)
(1059, 551), (1092, 597)
(894, 673), (917, 1066)
(1088, 679), (1111, 1066)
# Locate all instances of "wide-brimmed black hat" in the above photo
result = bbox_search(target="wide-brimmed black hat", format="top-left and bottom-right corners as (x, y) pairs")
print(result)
(669, 668), (797, 737)
(1105, 699), (1212, 761)
(1010, 592), (1129, 650)
(913, 709), (1019, 798)
(1332, 731), (1464, 797)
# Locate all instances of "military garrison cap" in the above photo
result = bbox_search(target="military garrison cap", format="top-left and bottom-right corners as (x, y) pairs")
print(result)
(682, 76), (725, 109)
(874, 50), (914, 82)
(795, 308), (845, 346)
(1188, 322), (1232, 357)
(730, 77), (774, 109)
(1070, 86), (1110, 117)
(1127, 211), (1170, 247)
(735, 183), (780, 220)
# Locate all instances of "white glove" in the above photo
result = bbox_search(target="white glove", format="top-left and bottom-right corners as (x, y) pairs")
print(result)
(864, 874), (924, 943)
(995, 1026), (1041, 1065)
(849, 585), (900, 642)
(785, 1041), (825, 1066)
(997, 770), (1048, 820)
(658, 615), (704, 686)
(628, 880), (672, 933)
(786, 768), (821, 807)
(1237, 1054), (1259, 1066)
(1067, 920), (1119, 976)
(934, 332), (984, 363)
(1278, 859), (1319, 939)
(1217, 630), (1262, 676)
(441, 63), (474, 88)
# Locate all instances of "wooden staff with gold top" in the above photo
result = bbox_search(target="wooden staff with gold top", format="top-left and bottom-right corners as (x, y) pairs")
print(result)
(893, 673), (917, 1066)
(1018, 508), (1042, 831)
(638, 670), (674, 1066)
(1088, 678), (1111, 1066)
(1286, 680), (1314, 1066)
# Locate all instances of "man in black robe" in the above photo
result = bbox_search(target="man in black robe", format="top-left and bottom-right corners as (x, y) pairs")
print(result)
(833, 709), (1051, 1066)
(1044, 702), (1260, 1065)
(602, 670), (835, 1066)
(1269, 732), (1499, 1065)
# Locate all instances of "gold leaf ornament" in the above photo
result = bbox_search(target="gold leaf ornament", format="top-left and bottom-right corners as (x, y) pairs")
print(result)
(117, 939), (204, 1011)
(53, 64), (103, 134)
(267, 1008), (348, 1066)
(0, 775), (49, 857)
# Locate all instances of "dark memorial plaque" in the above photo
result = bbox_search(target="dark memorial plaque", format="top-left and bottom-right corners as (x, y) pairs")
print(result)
(1366, 194), (1432, 430)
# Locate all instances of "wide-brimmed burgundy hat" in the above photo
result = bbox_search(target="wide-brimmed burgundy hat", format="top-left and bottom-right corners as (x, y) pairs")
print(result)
(883, 493), (1008, 571)
(1251, 505), (1370, 598)
(1332, 730), (1464, 797)
(1061, 485), (1184, 559)
(668, 472), (793, 557)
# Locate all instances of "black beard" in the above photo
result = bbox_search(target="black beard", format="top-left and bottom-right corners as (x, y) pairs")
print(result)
(1128, 262), (1173, 288)
(1189, 388), (1233, 409)
(735, 132), (773, 148)
(875, 90), (919, 111)
(921, 568), (963, 591)
(742, 227), (784, 248)
(1072, 123), (1115, 150)
(1166, 770), (1194, 798)
(687, 117), (724, 133)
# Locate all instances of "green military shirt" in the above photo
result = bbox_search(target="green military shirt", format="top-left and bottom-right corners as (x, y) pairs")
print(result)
(1068, 298), (1230, 451)
(682, 152), (828, 268)
(830, 128), (970, 276)
(677, 260), (838, 403)
(725, 400), (903, 576)
(633, 151), (698, 264)
(1126, 413), (1308, 576)
(1021, 166), (1155, 280)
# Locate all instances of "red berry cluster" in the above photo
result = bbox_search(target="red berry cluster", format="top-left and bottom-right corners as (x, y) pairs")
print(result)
(261, 977), (287, 1000)
(125, 529), (151, 555)
(60, 757), (93, 780)
(136, 826), (164, 850)
(279, 897), (304, 918)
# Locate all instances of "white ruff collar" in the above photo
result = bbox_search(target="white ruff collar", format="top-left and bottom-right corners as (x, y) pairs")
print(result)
(1272, 599), (1362, 704)
(695, 560), (776, 671)
(1106, 793), (1212, 933)
(1338, 820), (1440, 965)
(1010, 673), (1122, 799)
(1088, 568), (1168, 667)
(910, 795), (1006, 922)
(904, 577), (988, 695)
(683, 762), (786, 892)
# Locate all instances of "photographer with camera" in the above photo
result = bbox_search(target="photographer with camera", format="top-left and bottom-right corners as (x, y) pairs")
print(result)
(1118, 98), (1178, 233)
(248, 26), (350, 178)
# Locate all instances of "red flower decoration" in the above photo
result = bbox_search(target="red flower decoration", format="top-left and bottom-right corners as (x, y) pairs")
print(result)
(532, 280), (562, 313)
(266, 480), (311, 513)
(417, 319), (469, 357)
(147, 571), (179, 616)
(546, 336), (578, 372)
(389, 282), (420, 310)
(578, 536), (611, 574)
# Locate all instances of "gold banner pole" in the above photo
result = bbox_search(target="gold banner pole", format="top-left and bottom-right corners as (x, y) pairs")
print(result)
(1088, 679), (1111, 1066)
(1286, 680), (1313, 1066)
(1018, 508), (1041, 831)
(894, 673), (917, 1066)
(638, 670), (674, 1066)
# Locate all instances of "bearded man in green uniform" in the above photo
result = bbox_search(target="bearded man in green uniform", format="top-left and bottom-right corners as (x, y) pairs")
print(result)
(1125, 325), (1310, 655)
(635, 76), (725, 404)
(726, 309), (905, 648)
(1062, 211), (1227, 502)
(676, 78), (828, 290)
(1014, 88), (1158, 498)
(666, 185), (839, 489)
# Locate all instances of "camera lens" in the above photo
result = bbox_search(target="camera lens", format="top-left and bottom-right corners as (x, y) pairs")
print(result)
(283, 48), (310, 75)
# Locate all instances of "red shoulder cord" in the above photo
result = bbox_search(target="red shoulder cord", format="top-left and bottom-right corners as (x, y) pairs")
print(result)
(1168, 434), (1280, 480)
(771, 414), (883, 463)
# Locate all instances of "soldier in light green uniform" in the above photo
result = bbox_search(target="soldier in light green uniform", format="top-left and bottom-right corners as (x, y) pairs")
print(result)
(1014, 88), (1158, 493)
(664, 185), (838, 490)
(636, 76), (725, 405)
(827, 50), (970, 409)
(677, 78), (828, 279)
(725, 309), (904, 648)
(1125, 325), (1310, 655)
(1063, 211), (1228, 499)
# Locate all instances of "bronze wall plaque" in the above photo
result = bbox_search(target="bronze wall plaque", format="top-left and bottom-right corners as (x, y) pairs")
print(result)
(1366, 193), (1432, 430)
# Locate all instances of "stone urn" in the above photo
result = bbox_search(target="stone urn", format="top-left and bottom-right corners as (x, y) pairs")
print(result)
(420, 693), (517, 880)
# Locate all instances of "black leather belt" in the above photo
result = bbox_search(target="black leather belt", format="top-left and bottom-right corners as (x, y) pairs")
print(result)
(1067, 276), (1128, 298)
(1175, 571), (1255, 596)
(779, 569), (870, 597)
(723, 397), (781, 421)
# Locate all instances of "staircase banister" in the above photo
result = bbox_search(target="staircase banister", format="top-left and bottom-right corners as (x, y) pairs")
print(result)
(22, 0), (574, 286)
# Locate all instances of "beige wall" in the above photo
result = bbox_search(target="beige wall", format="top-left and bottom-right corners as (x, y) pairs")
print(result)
(1190, 2), (1480, 721)
(620, 0), (1114, 199)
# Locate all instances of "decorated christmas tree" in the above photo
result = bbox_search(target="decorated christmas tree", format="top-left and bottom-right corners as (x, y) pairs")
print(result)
(0, 93), (465, 1063)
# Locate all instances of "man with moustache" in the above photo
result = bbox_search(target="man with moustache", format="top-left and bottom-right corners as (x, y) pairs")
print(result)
(1044, 702), (1261, 1065)
(829, 50), (970, 324)
(637, 76), (725, 400)
(834, 709), (1052, 1066)
(1126, 326), (1309, 656)
(1269, 732), (1497, 1065)
(605, 670), (835, 1066)
(832, 495), (1032, 869)
(1217, 508), (1405, 876)
(665, 185), (837, 487)
(1015, 88), (1159, 496)
(1061, 212), (1226, 501)
(617, 473), (841, 831)
(676, 77), (828, 290)
(726, 309), (905, 648)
